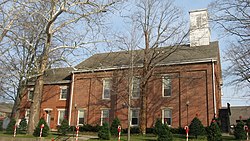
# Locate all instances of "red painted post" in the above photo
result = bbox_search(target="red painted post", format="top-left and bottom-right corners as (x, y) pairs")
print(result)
(76, 126), (79, 141)
(40, 124), (44, 138)
(117, 125), (121, 141)
(184, 126), (189, 141)
(244, 125), (249, 141)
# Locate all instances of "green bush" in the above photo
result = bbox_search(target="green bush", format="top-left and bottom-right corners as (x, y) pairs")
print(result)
(110, 117), (121, 136)
(207, 120), (222, 141)
(33, 118), (49, 137)
(189, 117), (205, 139)
(154, 118), (162, 135)
(18, 118), (28, 133)
(98, 122), (111, 140)
(157, 124), (173, 141)
(58, 118), (70, 135)
(234, 120), (246, 140)
(6, 118), (17, 134)
(0, 120), (3, 131)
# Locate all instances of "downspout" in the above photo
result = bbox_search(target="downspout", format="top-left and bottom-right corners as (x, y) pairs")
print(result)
(212, 59), (217, 117)
(69, 72), (75, 125)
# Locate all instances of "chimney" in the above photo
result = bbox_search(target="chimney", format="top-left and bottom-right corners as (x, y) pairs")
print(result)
(189, 9), (210, 47)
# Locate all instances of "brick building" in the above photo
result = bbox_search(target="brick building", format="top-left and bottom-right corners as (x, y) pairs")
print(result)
(20, 9), (222, 130)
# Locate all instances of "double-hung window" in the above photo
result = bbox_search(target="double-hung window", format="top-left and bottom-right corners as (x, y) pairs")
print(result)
(60, 86), (68, 100)
(57, 109), (66, 125)
(77, 110), (85, 126)
(103, 79), (111, 99)
(131, 109), (139, 126)
(162, 108), (172, 126)
(28, 88), (34, 101)
(162, 76), (172, 97)
(132, 77), (140, 98)
(101, 109), (109, 126)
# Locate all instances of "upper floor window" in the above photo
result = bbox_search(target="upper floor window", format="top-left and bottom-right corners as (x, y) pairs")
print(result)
(60, 86), (68, 100)
(101, 109), (109, 126)
(162, 108), (172, 126)
(57, 109), (66, 125)
(131, 108), (139, 126)
(162, 76), (172, 97)
(103, 79), (111, 99)
(28, 88), (34, 101)
(77, 110), (85, 126)
(132, 77), (140, 98)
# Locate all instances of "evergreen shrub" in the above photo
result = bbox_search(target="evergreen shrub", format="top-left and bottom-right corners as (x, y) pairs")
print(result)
(234, 120), (246, 140)
(33, 118), (49, 137)
(98, 122), (111, 140)
(110, 117), (121, 136)
(189, 117), (205, 139)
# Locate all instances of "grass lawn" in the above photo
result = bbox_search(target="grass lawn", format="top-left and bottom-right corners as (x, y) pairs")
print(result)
(87, 134), (236, 141)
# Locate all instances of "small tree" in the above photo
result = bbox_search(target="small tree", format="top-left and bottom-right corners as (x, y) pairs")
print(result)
(207, 120), (222, 141)
(234, 120), (246, 140)
(157, 124), (173, 141)
(58, 118), (70, 136)
(18, 118), (28, 133)
(110, 117), (121, 136)
(33, 118), (49, 137)
(98, 122), (111, 140)
(6, 118), (17, 134)
(189, 117), (205, 139)
(154, 118), (162, 135)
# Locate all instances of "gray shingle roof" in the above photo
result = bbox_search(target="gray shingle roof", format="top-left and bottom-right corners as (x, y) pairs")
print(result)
(76, 41), (219, 70)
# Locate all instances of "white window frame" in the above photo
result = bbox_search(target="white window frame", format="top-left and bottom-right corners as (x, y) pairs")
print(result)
(102, 78), (111, 100)
(57, 109), (66, 125)
(132, 77), (140, 99)
(100, 109), (110, 126)
(27, 88), (34, 101)
(130, 108), (140, 126)
(162, 76), (172, 97)
(60, 86), (68, 100)
(162, 108), (172, 126)
(77, 109), (86, 126)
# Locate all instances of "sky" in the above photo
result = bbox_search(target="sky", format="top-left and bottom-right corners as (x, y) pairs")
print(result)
(174, 0), (250, 107)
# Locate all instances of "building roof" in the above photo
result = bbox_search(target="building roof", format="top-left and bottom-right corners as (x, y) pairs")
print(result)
(0, 102), (13, 113)
(35, 41), (219, 84)
(75, 41), (219, 70)
(28, 67), (73, 85)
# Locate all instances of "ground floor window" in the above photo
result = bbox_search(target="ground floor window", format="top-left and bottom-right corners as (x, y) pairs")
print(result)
(57, 109), (66, 125)
(78, 110), (85, 126)
(162, 108), (172, 126)
(101, 109), (109, 126)
(131, 109), (139, 126)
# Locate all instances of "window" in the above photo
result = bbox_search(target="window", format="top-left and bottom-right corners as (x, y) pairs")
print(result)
(60, 86), (68, 100)
(162, 76), (172, 97)
(162, 108), (172, 126)
(25, 109), (30, 120)
(131, 109), (139, 126)
(78, 110), (85, 126)
(57, 109), (66, 125)
(103, 79), (111, 99)
(132, 77), (140, 98)
(28, 88), (34, 101)
(101, 109), (109, 126)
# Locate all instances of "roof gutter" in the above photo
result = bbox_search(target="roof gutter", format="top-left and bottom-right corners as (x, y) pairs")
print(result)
(72, 58), (218, 74)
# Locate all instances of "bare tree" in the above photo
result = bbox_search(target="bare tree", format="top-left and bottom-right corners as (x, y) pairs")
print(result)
(0, 0), (122, 134)
(209, 0), (250, 88)
(115, 0), (188, 134)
